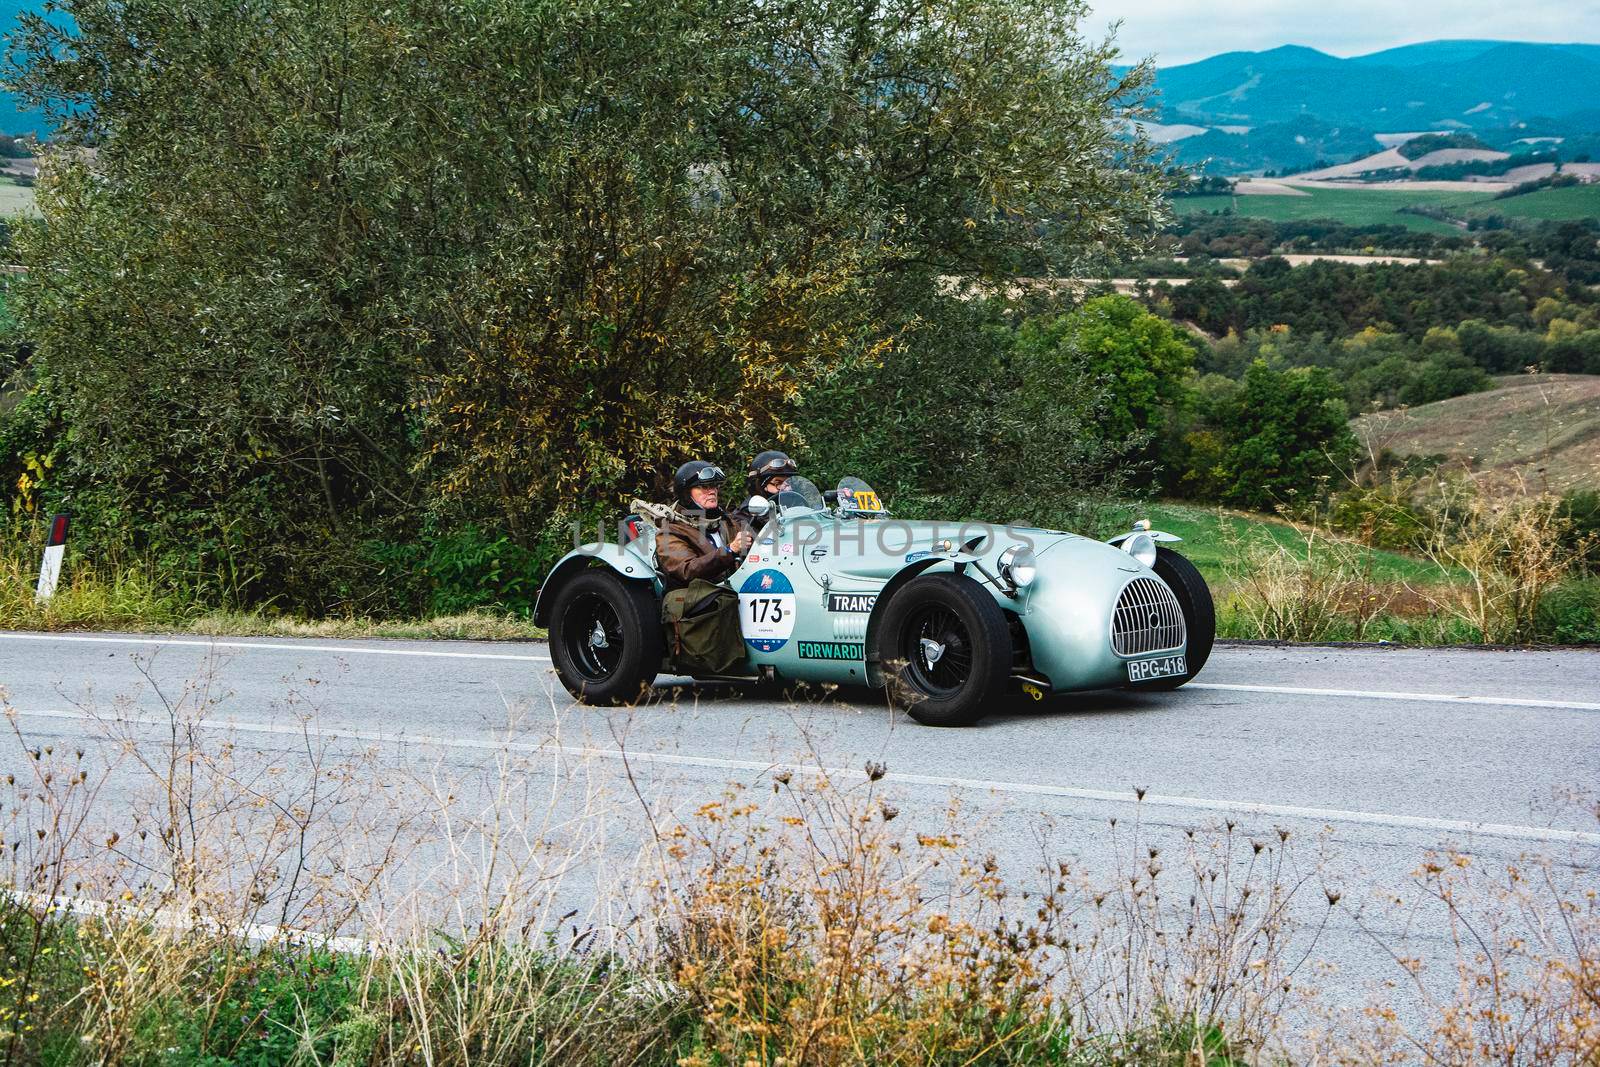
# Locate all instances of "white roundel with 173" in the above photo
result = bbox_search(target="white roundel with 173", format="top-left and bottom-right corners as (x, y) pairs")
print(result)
(738, 569), (796, 653)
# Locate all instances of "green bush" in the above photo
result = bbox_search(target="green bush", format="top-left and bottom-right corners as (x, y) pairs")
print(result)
(794, 296), (1157, 533)
(1559, 488), (1600, 571)
(1534, 578), (1600, 644)
(1165, 361), (1358, 510)
(1326, 480), (1433, 550)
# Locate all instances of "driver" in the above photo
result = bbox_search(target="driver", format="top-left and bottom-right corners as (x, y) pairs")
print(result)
(657, 460), (753, 592)
(734, 449), (799, 533)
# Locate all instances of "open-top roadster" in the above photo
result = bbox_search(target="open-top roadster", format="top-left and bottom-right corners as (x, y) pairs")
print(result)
(535, 476), (1214, 726)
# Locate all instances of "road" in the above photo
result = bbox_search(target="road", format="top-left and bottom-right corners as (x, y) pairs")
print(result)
(2, 631), (1597, 1033)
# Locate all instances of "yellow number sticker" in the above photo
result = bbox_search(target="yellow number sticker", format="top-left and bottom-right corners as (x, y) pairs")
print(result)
(850, 490), (882, 512)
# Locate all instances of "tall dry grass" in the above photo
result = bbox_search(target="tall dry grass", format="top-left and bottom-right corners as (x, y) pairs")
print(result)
(1220, 480), (1596, 645)
(0, 667), (1595, 1064)
(1415, 482), (1592, 644)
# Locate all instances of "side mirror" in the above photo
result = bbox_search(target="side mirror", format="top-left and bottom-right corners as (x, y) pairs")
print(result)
(746, 494), (770, 518)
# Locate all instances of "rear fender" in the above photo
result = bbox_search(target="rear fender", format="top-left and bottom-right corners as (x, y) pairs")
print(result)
(534, 544), (659, 627)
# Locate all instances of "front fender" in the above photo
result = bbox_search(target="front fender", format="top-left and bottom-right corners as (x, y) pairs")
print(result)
(534, 543), (659, 627)
(860, 551), (1015, 685)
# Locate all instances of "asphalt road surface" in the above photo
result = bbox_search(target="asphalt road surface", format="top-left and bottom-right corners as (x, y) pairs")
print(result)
(2, 630), (1597, 1034)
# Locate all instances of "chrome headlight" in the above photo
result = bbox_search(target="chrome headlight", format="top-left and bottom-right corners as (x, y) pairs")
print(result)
(1124, 532), (1157, 568)
(998, 546), (1037, 589)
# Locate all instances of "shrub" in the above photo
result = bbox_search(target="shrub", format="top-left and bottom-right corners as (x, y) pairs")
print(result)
(1561, 488), (1600, 571)
(1418, 484), (1589, 643)
(1204, 361), (1359, 511)
(1534, 578), (1600, 644)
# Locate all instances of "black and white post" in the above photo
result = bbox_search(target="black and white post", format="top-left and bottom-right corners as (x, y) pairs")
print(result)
(34, 512), (69, 603)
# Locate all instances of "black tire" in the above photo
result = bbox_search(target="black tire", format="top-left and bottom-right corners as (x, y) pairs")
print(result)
(548, 569), (664, 705)
(1146, 547), (1215, 690)
(875, 572), (1012, 727)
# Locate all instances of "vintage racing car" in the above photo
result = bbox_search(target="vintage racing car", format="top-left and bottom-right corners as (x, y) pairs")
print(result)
(535, 476), (1215, 726)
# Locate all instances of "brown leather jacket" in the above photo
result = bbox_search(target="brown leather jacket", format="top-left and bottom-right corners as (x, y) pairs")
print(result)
(656, 509), (749, 591)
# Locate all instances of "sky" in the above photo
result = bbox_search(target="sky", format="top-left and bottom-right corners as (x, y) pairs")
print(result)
(1090, 0), (1600, 66)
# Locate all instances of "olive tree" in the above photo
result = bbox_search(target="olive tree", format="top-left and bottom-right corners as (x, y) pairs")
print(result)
(8, 0), (1164, 608)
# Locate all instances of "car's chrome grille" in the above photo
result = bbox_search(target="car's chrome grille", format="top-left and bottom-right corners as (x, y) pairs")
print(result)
(1110, 577), (1185, 657)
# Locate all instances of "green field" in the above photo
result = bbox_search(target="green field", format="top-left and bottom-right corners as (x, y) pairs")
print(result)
(1459, 182), (1600, 221)
(1175, 186), (1493, 233)
(1144, 502), (1449, 586)
(0, 178), (35, 215)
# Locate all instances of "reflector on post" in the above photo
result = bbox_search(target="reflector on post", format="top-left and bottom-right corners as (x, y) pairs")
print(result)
(35, 512), (69, 603)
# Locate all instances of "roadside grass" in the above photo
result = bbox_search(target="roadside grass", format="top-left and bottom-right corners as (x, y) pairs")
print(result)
(3, 684), (1596, 1065)
(2, 503), (1582, 647)
(1172, 186), (1491, 233)
(1145, 503), (1526, 643)
(0, 531), (544, 640)
(184, 609), (545, 641)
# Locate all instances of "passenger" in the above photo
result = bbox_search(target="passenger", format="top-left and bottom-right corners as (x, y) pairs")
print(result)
(654, 460), (752, 675)
(656, 460), (752, 593)
(734, 450), (799, 533)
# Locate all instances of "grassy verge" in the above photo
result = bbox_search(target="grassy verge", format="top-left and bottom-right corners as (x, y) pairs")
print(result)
(183, 610), (545, 641)
(1146, 503), (1496, 643)
(0, 531), (544, 640)
(4, 502), (1590, 647)
(3, 691), (1595, 1065)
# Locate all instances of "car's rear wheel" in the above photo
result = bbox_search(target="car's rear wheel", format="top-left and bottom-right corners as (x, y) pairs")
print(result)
(548, 570), (664, 705)
(876, 572), (1011, 727)
(1146, 547), (1215, 690)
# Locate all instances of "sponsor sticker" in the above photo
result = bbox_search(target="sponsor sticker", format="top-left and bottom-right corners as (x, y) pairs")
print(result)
(738, 569), (796, 653)
(905, 550), (931, 562)
(826, 592), (877, 613)
(797, 640), (864, 660)
(809, 547), (828, 562)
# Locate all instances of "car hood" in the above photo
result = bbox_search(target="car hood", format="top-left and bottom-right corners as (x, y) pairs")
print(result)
(783, 516), (1087, 585)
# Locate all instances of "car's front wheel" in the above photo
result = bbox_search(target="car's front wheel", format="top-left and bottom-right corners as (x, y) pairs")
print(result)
(548, 570), (664, 705)
(876, 572), (1012, 727)
(1146, 547), (1215, 689)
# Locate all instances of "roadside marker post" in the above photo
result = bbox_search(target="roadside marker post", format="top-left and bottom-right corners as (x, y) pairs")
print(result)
(34, 512), (69, 603)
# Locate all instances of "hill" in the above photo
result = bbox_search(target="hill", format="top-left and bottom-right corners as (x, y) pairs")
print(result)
(1149, 40), (1600, 132)
(1353, 374), (1600, 494)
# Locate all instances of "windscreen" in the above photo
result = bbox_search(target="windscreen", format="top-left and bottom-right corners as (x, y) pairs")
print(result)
(836, 476), (886, 516)
(776, 475), (826, 513)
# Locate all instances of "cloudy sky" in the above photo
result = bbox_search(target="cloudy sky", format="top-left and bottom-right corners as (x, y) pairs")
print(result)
(1090, 0), (1600, 66)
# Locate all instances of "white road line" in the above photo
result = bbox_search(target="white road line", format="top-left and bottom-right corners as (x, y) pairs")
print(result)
(3, 632), (1596, 712)
(0, 631), (553, 662)
(13, 707), (1599, 848)
(1188, 682), (1600, 713)
(7, 888), (371, 954)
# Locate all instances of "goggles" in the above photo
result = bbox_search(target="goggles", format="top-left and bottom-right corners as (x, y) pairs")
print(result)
(754, 455), (796, 477)
(689, 465), (726, 485)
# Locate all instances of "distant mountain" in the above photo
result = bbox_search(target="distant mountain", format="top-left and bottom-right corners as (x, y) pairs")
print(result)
(1164, 116), (1380, 176)
(1, 0), (55, 138)
(1150, 40), (1600, 131)
(1348, 40), (1515, 67)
